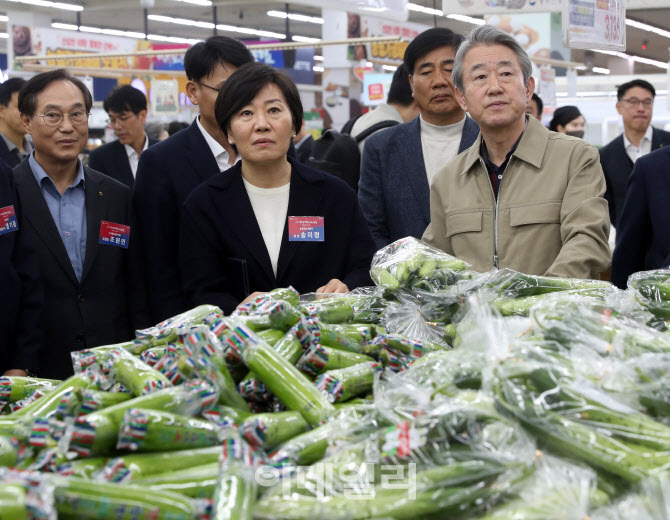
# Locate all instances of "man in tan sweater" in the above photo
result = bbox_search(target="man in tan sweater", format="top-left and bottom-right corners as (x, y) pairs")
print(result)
(423, 24), (610, 279)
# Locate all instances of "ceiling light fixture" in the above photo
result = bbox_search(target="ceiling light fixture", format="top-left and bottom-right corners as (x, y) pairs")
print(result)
(446, 14), (485, 25)
(592, 66), (611, 74)
(172, 0), (212, 5)
(626, 18), (670, 39)
(267, 10), (323, 24)
(5, 0), (83, 11)
(313, 66), (324, 72)
(314, 55), (324, 61)
(382, 64), (398, 71)
(593, 48), (668, 70)
(0, 15), (8, 22)
(291, 35), (320, 43)
(407, 3), (443, 15)
(148, 15), (214, 29)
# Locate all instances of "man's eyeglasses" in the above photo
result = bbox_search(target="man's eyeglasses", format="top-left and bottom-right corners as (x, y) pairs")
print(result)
(621, 97), (653, 108)
(198, 82), (221, 93)
(106, 113), (137, 126)
(37, 110), (90, 127)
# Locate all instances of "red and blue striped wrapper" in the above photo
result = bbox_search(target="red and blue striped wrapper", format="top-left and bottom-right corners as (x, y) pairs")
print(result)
(77, 392), (102, 417)
(71, 349), (99, 373)
(116, 408), (149, 451)
(293, 316), (322, 349)
(153, 354), (184, 386)
(238, 378), (270, 403)
(0, 377), (12, 408)
(140, 349), (163, 367)
(184, 380), (218, 412)
(297, 345), (329, 377)
(220, 434), (260, 469)
(69, 417), (97, 456)
(55, 390), (80, 419)
(29, 418), (50, 448)
(239, 418), (267, 448)
(314, 374), (344, 402)
(9, 389), (46, 413)
(97, 457), (132, 483)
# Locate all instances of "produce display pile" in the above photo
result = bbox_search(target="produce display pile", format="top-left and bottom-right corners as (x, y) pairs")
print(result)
(3, 236), (670, 519)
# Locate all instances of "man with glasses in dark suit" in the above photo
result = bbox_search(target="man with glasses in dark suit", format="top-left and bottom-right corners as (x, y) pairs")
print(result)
(13, 69), (148, 379)
(88, 85), (158, 189)
(600, 79), (670, 229)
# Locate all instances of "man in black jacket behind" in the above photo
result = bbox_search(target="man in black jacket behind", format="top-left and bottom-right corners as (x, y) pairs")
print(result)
(88, 85), (158, 189)
(0, 161), (42, 376)
(14, 69), (149, 379)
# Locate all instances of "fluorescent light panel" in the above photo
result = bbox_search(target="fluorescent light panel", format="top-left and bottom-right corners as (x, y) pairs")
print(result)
(173, 0), (212, 5)
(53, 23), (147, 39)
(291, 35), (320, 43)
(446, 14), (485, 25)
(407, 3), (442, 15)
(5, 0), (82, 11)
(383, 64), (397, 71)
(592, 66), (610, 74)
(148, 14), (287, 39)
(313, 66), (324, 72)
(594, 48), (668, 70)
(314, 55), (323, 61)
(267, 10), (323, 24)
(626, 18), (670, 39)
(0, 15), (8, 21)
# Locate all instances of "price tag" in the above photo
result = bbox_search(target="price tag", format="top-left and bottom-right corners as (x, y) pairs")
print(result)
(99, 220), (130, 249)
(563, 0), (625, 51)
(0, 205), (18, 236)
(288, 216), (324, 242)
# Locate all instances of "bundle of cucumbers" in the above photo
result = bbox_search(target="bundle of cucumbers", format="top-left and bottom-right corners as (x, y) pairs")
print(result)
(3, 241), (670, 520)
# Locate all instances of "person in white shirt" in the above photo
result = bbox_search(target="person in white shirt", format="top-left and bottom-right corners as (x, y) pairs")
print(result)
(180, 62), (376, 314)
(600, 79), (670, 229)
(87, 85), (158, 189)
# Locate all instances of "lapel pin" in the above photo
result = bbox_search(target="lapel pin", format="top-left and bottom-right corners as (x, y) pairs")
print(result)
(99, 191), (103, 196)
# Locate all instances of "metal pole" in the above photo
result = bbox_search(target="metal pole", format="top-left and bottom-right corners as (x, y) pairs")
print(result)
(213, 6), (218, 36)
(144, 8), (148, 40)
(433, 0), (438, 27)
(285, 3), (291, 41)
(76, 11), (81, 30)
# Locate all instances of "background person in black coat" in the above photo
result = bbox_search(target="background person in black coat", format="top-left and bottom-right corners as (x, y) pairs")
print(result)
(0, 77), (33, 168)
(611, 146), (670, 289)
(180, 62), (376, 314)
(88, 85), (158, 189)
(134, 36), (255, 323)
(600, 79), (670, 229)
(0, 161), (42, 376)
(15, 69), (149, 379)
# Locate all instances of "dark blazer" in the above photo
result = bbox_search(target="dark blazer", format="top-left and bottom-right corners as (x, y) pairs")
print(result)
(180, 157), (376, 315)
(87, 137), (159, 189)
(358, 115), (480, 249)
(611, 146), (670, 289)
(14, 161), (149, 379)
(295, 134), (314, 164)
(0, 163), (42, 374)
(600, 127), (670, 228)
(134, 119), (299, 323)
(0, 134), (29, 168)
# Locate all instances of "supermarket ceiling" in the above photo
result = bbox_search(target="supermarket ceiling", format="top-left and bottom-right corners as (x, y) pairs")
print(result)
(2, 0), (670, 75)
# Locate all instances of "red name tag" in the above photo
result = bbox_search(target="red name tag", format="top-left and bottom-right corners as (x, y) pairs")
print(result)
(99, 220), (130, 249)
(0, 205), (18, 236)
(288, 216), (324, 242)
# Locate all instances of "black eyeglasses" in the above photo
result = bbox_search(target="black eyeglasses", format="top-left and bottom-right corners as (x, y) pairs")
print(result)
(198, 82), (221, 93)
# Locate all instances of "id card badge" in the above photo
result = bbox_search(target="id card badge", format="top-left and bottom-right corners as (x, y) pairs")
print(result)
(288, 216), (324, 242)
(0, 205), (18, 236)
(99, 220), (130, 249)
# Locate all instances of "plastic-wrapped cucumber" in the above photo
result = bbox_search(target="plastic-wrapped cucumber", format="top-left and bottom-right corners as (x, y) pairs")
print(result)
(0, 377), (60, 410)
(238, 331), (303, 403)
(54, 456), (108, 478)
(187, 350), (251, 412)
(212, 433), (258, 520)
(314, 362), (382, 403)
(239, 411), (309, 450)
(202, 405), (254, 427)
(77, 389), (132, 417)
(116, 408), (223, 452)
(488, 269), (611, 298)
(136, 304), (222, 342)
(10, 370), (104, 419)
(297, 345), (375, 378)
(133, 462), (219, 498)
(69, 380), (217, 456)
(303, 300), (355, 324)
(234, 325), (335, 426)
(97, 445), (222, 482)
(264, 301), (302, 331)
(108, 348), (171, 396)
(256, 329), (285, 346)
(0, 436), (23, 467)
(0, 482), (27, 520)
(51, 475), (203, 519)
(364, 333), (446, 358)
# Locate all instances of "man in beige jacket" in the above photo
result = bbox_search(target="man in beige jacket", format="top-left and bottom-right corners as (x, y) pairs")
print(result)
(422, 25), (610, 279)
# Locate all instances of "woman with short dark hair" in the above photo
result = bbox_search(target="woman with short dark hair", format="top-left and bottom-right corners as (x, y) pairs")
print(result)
(180, 62), (376, 314)
(549, 106), (586, 138)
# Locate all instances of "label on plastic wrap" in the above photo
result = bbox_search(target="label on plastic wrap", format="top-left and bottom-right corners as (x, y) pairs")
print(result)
(98, 220), (130, 248)
(0, 205), (18, 235)
(380, 422), (428, 462)
(288, 216), (324, 242)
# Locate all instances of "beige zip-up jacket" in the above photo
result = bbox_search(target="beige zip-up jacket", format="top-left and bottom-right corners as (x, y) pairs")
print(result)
(422, 116), (610, 279)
